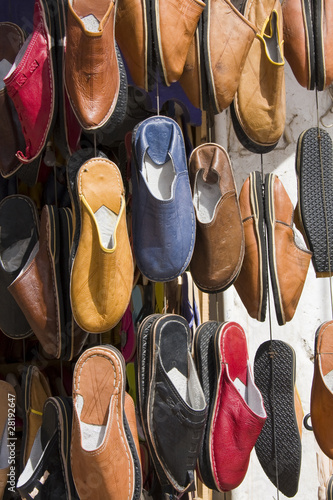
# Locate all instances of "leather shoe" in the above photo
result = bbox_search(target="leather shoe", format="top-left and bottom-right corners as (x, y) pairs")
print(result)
(189, 143), (244, 292)
(131, 116), (195, 282)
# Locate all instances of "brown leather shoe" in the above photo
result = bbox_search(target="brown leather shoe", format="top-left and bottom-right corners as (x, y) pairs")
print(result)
(65, 0), (127, 131)
(311, 321), (333, 459)
(152, 0), (205, 86)
(179, 28), (202, 110)
(71, 345), (142, 500)
(0, 23), (26, 178)
(234, 171), (268, 322)
(282, 0), (315, 90)
(189, 143), (244, 292)
(264, 173), (312, 325)
(230, 0), (286, 154)
(313, 0), (333, 90)
(202, 0), (257, 114)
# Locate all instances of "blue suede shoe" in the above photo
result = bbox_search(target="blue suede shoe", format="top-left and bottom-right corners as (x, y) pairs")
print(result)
(131, 116), (195, 282)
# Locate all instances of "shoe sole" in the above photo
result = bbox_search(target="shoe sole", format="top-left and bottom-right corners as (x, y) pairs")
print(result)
(264, 173), (284, 325)
(313, 0), (325, 90)
(201, 0), (219, 115)
(295, 127), (333, 276)
(193, 320), (220, 491)
(254, 340), (302, 498)
(302, 0), (316, 90)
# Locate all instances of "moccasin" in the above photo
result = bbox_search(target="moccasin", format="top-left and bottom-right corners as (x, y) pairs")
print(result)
(17, 396), (79, 499)
(234, 171), (268, 322)
(254, 340), (302, 497)
(20, 366), (52, 472)
(230, 0), (286, 154)
(65, 0), (127, 131)
(3, 0), (56, 164)
(131, 116), (195, 282)
(202, 0), (257, 114)
(71, 345), (142, 500)
(0, 22), (26, 177)
(67, 151), (133, 333)
(264, 173), (312, 325)
(189, 143), (244, 293)
(194, 321), (266, 492)
(0, 195), (39, 339)
(311, 321), (333, 459)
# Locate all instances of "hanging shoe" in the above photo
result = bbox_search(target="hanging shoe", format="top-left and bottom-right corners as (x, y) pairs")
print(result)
(313, 0), (333, 90)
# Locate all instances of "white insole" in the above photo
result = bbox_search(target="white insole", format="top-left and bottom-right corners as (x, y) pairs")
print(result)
(0, 59), (12, 89)
(94, 205), (118, 249)
(194, 170), (221, 223)
(76, 394), (106, 451)
(143, 153), (175, 200)
(5, 34), (32, 80)
(2, 232), (33, 272)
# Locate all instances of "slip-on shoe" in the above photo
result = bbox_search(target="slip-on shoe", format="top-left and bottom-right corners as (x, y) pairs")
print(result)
(67, 150), (133, 333)
(264, 173), (312, 325)
(0, 22), (26, 177)
(0, 195), (39, 339)
(20, 365), (52, 472)
(230, 0), (286, 154)
(194, 321), (266, 492)
(311, 321), (333, 459)
(201, 0), (257, 114)
(65, 0), (127, 131)
(71, 345), (142, 500)
(189, 143), (244, 293)
(3, 0), (56, 164)
(234, 171), (268, 322)
(131, 116), (195, 282)
(254, 340), (302, 497)
(17, 396), (79, 499)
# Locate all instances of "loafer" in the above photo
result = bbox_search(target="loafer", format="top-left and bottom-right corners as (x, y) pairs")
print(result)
(202, 0), (257, 114)
(311, 321), (333, 459)
(295, 127), (333, 277)
(71, 345), (142, 500)
(131, 116), (196, 282)
(265, 173), (312, 325)
(67, 150), (134, 333)
(0, 22), (26, 177)
(189, 143), (244, 292)
(230, 0), (286, 154)
(65, 0), (127, 131)
(138, 314), (207, 493)
(9, 205), (88, 360)
(0, 195), (39, 339)
(194, 321), (266, 492)
(4, 0), (56, 164)
(17, 396), (79, 499)
(234, 171), (268, 322)
(282, 0), (315, 90)
(254, 340), (302, 497)
(20, 365), (52, 472)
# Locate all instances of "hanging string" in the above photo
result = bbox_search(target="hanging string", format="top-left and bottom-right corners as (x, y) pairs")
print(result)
(94, 132), (97, 157)
(215, 292), (219, 323)
(164, 282), (167, 314)
(315, 88), (333, 319)
(156, 79), (160, 116)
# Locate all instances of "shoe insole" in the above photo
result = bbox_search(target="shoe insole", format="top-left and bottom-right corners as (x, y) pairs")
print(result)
(194, 170), (221, 223)
(264, 11), (283, 64)
(5, 34), (32, 80)
(71, 0), (110, 25)
(94, 204), (118, 249)
(2, 233), (34, 272)
(143, 153), (175, 200)
(0, 59), (12, 89)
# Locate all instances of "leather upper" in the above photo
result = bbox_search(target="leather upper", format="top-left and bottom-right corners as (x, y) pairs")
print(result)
(179, 28), (202, 110)
(189, 143), (244, 292)
(65, 0), (120, 129)
(4, 0), (54, 164)
(131, 116), (195, 282)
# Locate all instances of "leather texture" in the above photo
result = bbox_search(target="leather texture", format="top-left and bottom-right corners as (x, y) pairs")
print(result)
(0, 23), (26, 177)
(4, 0), (55, 164)
(131, 116), (195, 282)
(189, 143), (244, 292)
(311, 321), (333, 459)
(115, 0), (147, 90)
(204, 0), (257, 114)
(205, 322), (266, 492)
(234, 171), (268, 322)
(231, 0), (286, 152)
(0, 195), (39, 339)
(71, 345), (142, 500)
(65, 0), (127, 130)
(265, 173), (312, 325)
(179, 28), (202, 110)
(282, 0), (315, 90)
(153, 0), (205, 85)
(21, 365), (52, 471)
(69, 157), (133, 333)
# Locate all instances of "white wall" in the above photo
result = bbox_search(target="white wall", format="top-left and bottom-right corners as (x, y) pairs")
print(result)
(213, 63), (333, 500)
